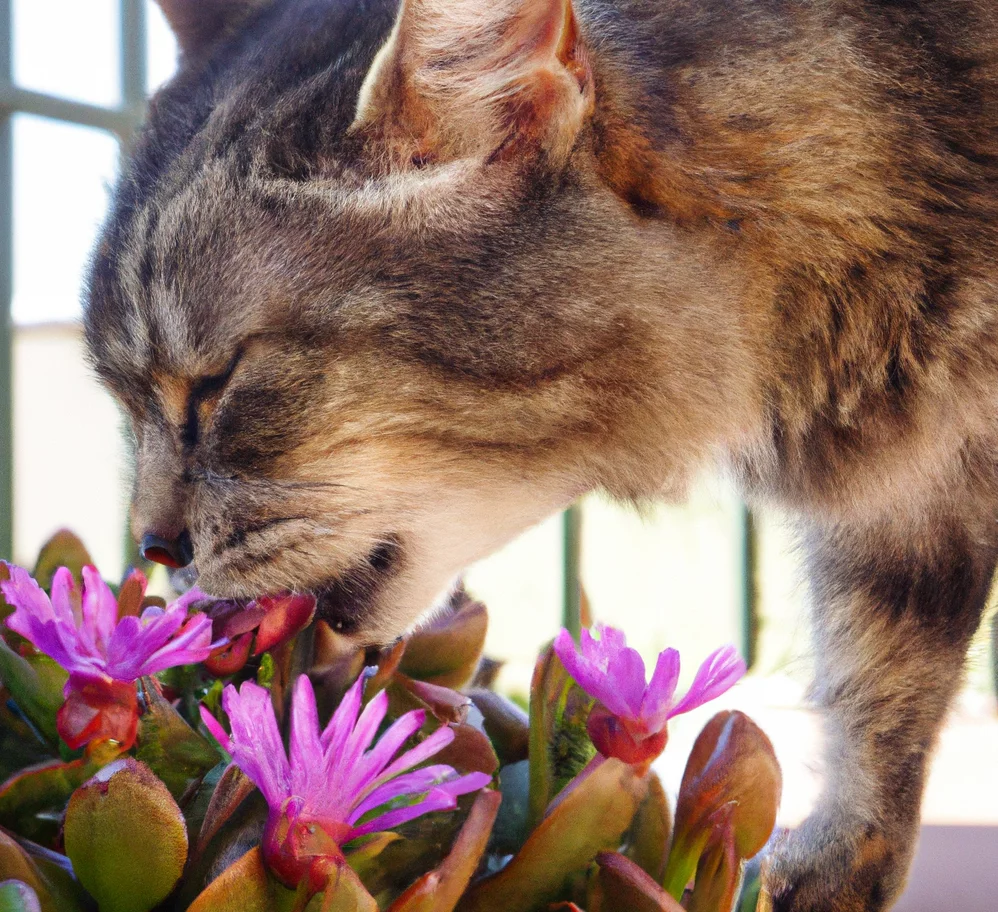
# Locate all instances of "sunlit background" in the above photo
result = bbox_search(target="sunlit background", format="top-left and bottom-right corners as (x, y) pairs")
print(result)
(4, 5), (997, 904)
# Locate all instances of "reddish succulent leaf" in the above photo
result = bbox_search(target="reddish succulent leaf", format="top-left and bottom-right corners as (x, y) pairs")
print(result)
(432, 724), (499, 778)
(589, 852), (685, 912)
(685, 818), (740, 912)
(186, 847), (302, 912)
(115, 572), (146, 619)
(253, 594), (316, 656)
(400, 590), (487, 689)
(401, 677), (471, 724)
(196, 764), (256, 856)
(663, 712), (781, 901)
(387, 790), (501, 912)
(467, 689), (529, 765)
(364, 641), (408, 699)
(204, 633), (254, 677)
(624, 771), (672, 883)
(30, 530), (92, 590)
(223, 606), (267, 640)
(456, 759), (646, 912)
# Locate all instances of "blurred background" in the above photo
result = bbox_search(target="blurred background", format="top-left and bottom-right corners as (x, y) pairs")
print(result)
(0, 4), (995, 904)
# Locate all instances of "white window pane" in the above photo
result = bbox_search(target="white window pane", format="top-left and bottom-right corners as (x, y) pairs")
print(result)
(13, 326), (129, 578)
(146, 0), (179, 92)
(13, 0), (121, 108)
(13, 116), (120, 325)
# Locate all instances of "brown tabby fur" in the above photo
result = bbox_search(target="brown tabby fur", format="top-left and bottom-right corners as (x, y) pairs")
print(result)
(83, 0), (998, 908)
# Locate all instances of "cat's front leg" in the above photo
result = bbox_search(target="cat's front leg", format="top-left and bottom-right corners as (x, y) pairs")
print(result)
(767, 513), (996, 912)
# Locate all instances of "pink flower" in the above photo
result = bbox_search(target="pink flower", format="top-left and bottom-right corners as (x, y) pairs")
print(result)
(1, 562), (220, 749)
(200, 674), (492, 889)
(554, 625), (746, 767)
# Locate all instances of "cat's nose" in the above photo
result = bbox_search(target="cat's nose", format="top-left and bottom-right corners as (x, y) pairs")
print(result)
(140, 530), (195, 569)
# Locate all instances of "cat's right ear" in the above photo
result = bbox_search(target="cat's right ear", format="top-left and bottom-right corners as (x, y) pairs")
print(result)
(155, 0), (268, 60)
(352, 0), (594, 169)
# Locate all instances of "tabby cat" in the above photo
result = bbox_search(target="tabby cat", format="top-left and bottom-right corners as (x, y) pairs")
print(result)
(83, 0), (998, 908)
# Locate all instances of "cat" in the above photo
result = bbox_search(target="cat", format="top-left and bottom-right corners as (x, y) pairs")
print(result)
(83, 0), (998, 909)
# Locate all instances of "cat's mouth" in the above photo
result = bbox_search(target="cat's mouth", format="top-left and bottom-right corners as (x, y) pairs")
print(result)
(310, 537), (403, 639)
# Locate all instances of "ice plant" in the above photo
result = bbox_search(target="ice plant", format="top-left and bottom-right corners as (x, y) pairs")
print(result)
(1, 562), (219, 749)
(200, 673), (492, 891)
(554, 625), (746, 767)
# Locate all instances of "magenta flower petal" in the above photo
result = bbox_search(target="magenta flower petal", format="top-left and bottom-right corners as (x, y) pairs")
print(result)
(334, 690), (389, 788)
(200, 705), (232, 753)
(345, 709), (427, 799)
(3, 565), (89, 671)
(556, 624), (746, 767)
(668, 645), (746, 718)
(222, 681), (291, 808)
(290, 676), (325, 806)
(555, 630), (616, 712)
(349, 772), (491, 839)
(80, 566), (117, 653)
(373, 723), (455, 786)
(135, 613), (217, 677)
(48, 568), (81, 627)
(322, 673), (364, 755)
(204, 672), (491, 887)
(640, 647), (682, 731)
(348, 790), (459, 840)
(347, 764), (460, 823)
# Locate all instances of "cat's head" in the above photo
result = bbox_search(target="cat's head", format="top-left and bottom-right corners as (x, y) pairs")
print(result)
(84, 0), (731, 643)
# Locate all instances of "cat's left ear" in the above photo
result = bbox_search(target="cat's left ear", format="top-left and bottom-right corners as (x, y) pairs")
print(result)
(156, 0), (269, 60)
(353, 0), (594, 167)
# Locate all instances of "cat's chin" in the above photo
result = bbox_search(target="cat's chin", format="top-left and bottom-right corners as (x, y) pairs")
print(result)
(310, 538), (404, 643)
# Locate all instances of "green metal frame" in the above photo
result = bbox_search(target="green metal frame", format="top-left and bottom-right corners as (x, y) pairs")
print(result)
(0, 0), (147, 562)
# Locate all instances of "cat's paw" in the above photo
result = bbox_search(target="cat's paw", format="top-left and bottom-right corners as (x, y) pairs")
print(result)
(764, 815), (912, 912)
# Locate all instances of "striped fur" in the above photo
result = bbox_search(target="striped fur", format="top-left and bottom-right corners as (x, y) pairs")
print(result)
(84, 1), (998, 908)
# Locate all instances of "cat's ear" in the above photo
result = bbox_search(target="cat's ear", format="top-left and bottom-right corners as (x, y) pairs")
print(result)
(352, 0), (594, 167)
(155, 0), (268, 59)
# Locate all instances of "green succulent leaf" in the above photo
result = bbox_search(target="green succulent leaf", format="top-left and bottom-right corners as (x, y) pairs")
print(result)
(386, 790), (501, 912)
(526, 645), (596, 832)
(684, 818), (742, 912)
(185, 847), (303, 912)
(31, 531), (93, 591)
(466, 689), (529, 765)
(0, 830), (87, 912)
(134, 678), (221, 800)
(63, 758), (188, 912)
(457, 758), (647, 912)
(0, 880), (41, 912)
(588, 852), (684, 912)
(0, 640), (67, 747)
(491, 760), (530, 855)
(0, 741), (121, 846)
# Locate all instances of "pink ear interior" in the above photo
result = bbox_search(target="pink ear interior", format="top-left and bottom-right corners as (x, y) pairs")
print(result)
(355, 0), (594, 165)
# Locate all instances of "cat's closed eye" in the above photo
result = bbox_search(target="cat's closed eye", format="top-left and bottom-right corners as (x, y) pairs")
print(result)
(182, 348), (244, 449)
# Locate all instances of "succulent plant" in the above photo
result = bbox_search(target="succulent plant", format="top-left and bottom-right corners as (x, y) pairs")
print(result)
(0, 531), (782, 912)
